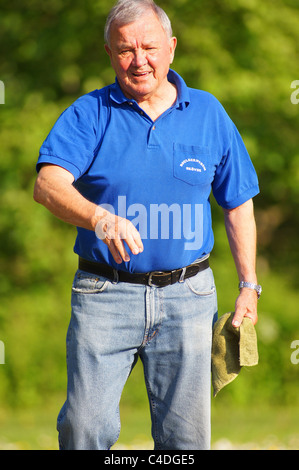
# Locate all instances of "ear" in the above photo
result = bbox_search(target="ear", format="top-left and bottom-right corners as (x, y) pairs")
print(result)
(104, 44), (112, 58)
(169, 37), (177, 64)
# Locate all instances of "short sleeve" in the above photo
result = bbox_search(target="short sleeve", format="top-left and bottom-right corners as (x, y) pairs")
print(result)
(37, 95), (99, 180)
(212, 119), (259, 209)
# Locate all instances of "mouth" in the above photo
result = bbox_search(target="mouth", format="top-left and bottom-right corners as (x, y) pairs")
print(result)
(132, 71), (152, 78)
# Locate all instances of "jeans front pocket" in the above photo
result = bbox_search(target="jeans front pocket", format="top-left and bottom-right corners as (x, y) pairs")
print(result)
(72, 270), (109, 294)
(185, 267), (216, 296)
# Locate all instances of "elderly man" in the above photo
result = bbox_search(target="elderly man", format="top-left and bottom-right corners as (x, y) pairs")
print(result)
(34, 0), (261, 450)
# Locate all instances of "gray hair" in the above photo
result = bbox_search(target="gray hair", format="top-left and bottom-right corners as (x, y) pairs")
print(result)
(104, 0), (173, 46)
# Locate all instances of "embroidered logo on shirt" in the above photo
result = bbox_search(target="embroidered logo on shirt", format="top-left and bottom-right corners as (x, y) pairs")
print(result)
(180, 158), (207, 173)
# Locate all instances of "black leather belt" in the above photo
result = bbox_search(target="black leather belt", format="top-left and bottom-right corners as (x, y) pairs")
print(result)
(78, 257), (209, 288)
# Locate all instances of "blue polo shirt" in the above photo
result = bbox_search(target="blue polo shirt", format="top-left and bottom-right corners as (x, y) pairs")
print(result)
(37, 69), (259, 273)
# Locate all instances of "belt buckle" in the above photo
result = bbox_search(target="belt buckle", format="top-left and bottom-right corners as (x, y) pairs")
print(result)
(148, 271), (166, 287)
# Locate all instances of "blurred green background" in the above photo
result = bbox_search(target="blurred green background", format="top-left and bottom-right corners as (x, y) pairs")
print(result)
(0, 0), (299, 450)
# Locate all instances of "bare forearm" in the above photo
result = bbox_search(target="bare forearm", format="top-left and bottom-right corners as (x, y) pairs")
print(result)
(223, 199), (257, 284)
(33, 164), (99, 231)
(223, 199), (259, 327)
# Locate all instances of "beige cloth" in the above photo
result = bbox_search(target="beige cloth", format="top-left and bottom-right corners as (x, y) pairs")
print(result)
(211, 312), (259, 397)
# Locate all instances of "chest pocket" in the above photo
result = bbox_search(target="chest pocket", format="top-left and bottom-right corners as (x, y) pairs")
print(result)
(173, 143), (211, 186)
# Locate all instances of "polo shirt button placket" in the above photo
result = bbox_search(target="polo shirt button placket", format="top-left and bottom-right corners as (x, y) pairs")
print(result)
(147, 122), (160, 149)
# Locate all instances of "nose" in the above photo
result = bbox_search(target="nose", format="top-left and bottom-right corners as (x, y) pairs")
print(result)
(132, 48), (147, 68)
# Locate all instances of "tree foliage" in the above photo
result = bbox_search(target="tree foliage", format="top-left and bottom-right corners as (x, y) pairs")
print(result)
(0, 0), (298, 408)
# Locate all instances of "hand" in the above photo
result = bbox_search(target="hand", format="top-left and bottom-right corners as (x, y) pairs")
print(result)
(95, 211), (144, 264)
(232, 288), (258, 328)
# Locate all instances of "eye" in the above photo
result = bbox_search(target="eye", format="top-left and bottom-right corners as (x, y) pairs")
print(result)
(119, 49), (132, 57)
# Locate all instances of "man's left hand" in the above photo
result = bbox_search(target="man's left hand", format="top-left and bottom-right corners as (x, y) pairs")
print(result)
(232, 289), (258, 328)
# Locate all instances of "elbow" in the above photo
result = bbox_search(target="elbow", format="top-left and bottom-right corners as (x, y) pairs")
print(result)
(33, 177), (45, 205)
(33, 181), (39, 203)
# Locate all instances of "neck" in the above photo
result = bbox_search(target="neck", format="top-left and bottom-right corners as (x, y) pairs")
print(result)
(136, 82), (177, 121)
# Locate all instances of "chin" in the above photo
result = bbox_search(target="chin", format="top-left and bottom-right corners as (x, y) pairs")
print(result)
(127, 85), (154, 98)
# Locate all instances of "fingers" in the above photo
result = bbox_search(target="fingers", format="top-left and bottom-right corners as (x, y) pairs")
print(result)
(232, 311), (247, 328)
(232, 305), (250, 328)
(105, 236), (129, 264)
(113, 218), (143, 263)
(232, 290), (258, 328)
(95, 214), (144, 264)
(232, 311), (257, 328)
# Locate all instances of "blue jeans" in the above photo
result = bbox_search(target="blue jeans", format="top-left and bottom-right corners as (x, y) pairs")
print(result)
(57, 266), (218, 450)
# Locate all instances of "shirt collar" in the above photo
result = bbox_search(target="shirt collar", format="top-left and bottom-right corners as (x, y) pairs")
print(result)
(168, 69), (190, 109)
(109, 69), (190, 108)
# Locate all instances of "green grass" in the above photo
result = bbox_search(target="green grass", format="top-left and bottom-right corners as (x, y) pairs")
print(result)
(211, 404), (299, 450)
(1, 401), (299, 450)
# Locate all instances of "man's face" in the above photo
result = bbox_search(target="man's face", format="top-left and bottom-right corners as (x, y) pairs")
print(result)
(105, 11), (177, 103)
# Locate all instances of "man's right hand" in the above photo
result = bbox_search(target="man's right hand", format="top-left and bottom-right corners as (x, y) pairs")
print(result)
(95, 211), (144, 264)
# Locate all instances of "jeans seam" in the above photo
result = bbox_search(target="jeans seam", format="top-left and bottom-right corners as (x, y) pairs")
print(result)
(139, 287), (164, 349)
(140, 288), (164, 450)
(143, 371), (161, 449)
(111, 407), (121, 450)
(112, 356), (139, 448)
